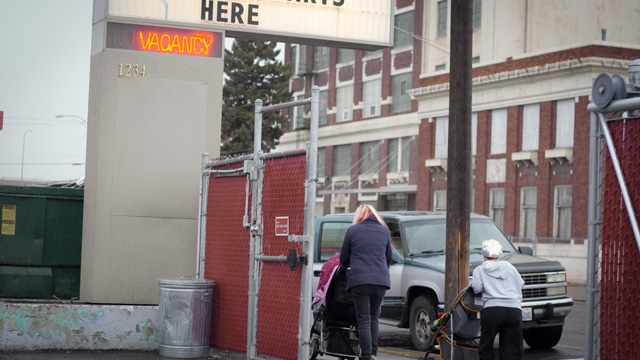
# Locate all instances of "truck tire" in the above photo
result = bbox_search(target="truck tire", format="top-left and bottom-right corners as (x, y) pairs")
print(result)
(523, 325), (563, 349)
(409, 295), (437, 351)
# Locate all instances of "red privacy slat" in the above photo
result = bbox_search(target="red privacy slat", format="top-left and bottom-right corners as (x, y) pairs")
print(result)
(205, 154), (307, 359)
(205, 162), (250, 353)
(600, 117), (640, 358)
(257, 155), (306, 360)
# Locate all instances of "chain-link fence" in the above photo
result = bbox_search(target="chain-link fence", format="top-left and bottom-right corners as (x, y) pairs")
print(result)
(587, 66), (640, 359)
(197, 88), (321, 360)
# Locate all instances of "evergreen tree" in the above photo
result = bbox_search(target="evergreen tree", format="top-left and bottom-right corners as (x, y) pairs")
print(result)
(221, 40), (292, 156)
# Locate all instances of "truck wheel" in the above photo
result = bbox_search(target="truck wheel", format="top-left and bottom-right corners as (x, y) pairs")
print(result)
(523, 325), (563, 349)
(409, 295), (437, 351)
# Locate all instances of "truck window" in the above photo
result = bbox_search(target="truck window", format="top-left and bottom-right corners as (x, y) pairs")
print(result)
(318, 221), (349, 261)
(387, 221), (404, 255)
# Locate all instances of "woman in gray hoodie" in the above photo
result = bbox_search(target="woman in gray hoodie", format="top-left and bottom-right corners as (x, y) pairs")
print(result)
(471, 239), (525, 360)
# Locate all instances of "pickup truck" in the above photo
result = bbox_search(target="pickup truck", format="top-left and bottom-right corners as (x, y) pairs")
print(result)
(312, 211), (574, 351)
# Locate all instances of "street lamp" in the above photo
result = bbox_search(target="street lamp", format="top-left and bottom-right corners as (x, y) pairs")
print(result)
(21, 129), (33, 182)
(55, 114), (87, 126)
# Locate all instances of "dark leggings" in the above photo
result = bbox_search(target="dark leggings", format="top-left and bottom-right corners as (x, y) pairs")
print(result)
(479, 306), (523, 360)
(350, 284), (387, 360)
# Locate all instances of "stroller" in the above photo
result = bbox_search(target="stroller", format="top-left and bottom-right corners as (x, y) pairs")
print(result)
(310, 259), (360, 360)
(422, 286), (482, 360)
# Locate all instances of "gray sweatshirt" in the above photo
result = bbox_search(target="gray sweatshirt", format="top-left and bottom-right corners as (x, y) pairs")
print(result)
(472, 260), (524, 309)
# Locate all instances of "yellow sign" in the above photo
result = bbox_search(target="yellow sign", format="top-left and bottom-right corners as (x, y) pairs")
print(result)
(1, 205), (16, 236)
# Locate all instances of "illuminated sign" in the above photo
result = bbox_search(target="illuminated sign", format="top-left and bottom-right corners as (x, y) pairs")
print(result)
(106, 22), (223, 58)
(99, 0), (394, 50)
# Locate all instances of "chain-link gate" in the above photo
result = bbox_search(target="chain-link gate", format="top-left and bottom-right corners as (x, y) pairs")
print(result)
(586, 62), (640, 359)
(195, 87), (321, 360)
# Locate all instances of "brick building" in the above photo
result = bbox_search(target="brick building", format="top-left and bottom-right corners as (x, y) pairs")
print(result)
(276, 0), (640, 242)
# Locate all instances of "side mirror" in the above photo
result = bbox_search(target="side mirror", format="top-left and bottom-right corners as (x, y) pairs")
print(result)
(518, 246), (534, 256)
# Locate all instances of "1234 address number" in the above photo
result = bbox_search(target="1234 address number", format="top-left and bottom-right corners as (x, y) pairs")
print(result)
(118, 63), (146, 78)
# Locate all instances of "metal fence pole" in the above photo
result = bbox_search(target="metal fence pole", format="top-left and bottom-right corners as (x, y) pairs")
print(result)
(298, 86), (320, 360)
(585, 112), (601, 360)
(247, 99), (264, 359)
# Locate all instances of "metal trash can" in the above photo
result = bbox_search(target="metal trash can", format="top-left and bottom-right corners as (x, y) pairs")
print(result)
(158, 277), (215, 358)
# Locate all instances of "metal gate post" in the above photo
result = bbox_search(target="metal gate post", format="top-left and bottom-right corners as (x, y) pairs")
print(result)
(585, 112), (601, 360)
(247, 99), (265, 359)
(298, 86), (320, 360)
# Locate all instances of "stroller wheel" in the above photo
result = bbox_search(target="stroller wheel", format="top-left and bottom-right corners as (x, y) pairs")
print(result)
(309, 336), (320, 360)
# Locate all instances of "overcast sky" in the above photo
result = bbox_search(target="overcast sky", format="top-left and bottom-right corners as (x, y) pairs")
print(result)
(0, 0), (93, 182)
(0, 1), (284, 182)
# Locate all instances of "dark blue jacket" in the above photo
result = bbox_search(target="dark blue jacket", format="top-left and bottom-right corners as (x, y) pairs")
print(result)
(339, 216), (393, 290)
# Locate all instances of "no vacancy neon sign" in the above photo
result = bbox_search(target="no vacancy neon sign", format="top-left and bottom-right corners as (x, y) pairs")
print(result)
(106, 22), (223, 58)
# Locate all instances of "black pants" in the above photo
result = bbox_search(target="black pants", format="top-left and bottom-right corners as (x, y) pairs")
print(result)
(479, 307), (523, 360)
(349, 284), (386, 360)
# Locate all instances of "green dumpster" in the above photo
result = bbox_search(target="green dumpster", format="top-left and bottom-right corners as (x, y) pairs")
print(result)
(0, 185), (83, 299)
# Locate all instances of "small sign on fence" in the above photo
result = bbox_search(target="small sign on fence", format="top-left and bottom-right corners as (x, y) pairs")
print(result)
(275, 216), (289, 236)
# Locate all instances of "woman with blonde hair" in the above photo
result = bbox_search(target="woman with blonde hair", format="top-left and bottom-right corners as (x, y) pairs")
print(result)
(340, 205), (393, 360)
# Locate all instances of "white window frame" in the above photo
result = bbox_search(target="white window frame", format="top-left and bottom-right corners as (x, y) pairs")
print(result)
(522, 104), (540, 151)
(489, 188), (505, 230)
(519, 186), (537, 239)
(363, 78), (381, 118)
(437, 0), (447, 38)
(313, 46), (329, 71)
(336, 85), (353, 123)
(433, 190), (447, 212)
(555, 99), (575, 148)
(391, 72), (412, 113)
(359, 141), (380, 175)
(435, 116), (449, 159)
(553, 185), (572, 240)
(293, 93), (305, 129)
(490, 109), (507, 155)
(291, 44), (306, 76)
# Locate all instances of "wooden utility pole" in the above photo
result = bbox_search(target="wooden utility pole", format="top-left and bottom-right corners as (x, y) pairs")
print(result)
(444, 0), (473, 308)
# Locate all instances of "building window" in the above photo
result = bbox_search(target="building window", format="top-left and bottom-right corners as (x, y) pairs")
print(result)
(472, 56), (480, 64)
(473, 0), (482, 29)
(556, 99), (575, 148)
(490, 108), (507, 155)
(522, 104), (540, 151)
(291, 44), (306, 75)
(336, 85), (353, 122)
(391, 73), (412, 113)
(437, 1), (447, 37)
(394, 11), (414, 48)
(338, 49), (354, 63)
(472, 112), (478, 156)
(387, 194), (408, 211)
(333, 144), (352, 177)
(388, 136), (412, 172)
(435, 64), (446, 71)
(363, 78), (381, 118)
(435, 116), (449, 159)
(519, 187), (537, 240)
(293, 94), (305, 129)
(313, 46), (329, 71)
(319, 90), (328, 126)
(489, 188), (505, 230)
(317, 147), (326, 179)
(553, 185), (572, 240)
(359, 141), (380, 175)
(433, 190), (447, 212)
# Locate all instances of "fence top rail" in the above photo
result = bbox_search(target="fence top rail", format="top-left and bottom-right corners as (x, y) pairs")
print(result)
(587, 96), (640, 114)
(207, 148), (306, 168)
(259, 98), (312, 113)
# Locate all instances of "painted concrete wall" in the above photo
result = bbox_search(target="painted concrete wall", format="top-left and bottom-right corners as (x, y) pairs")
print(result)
(81, 19), (223, 304)
(0, 302), (159, 351)
(513, 241), (589, 285)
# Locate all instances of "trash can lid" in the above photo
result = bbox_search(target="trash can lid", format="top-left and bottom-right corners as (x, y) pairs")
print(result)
(158, 276), (215, 289)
